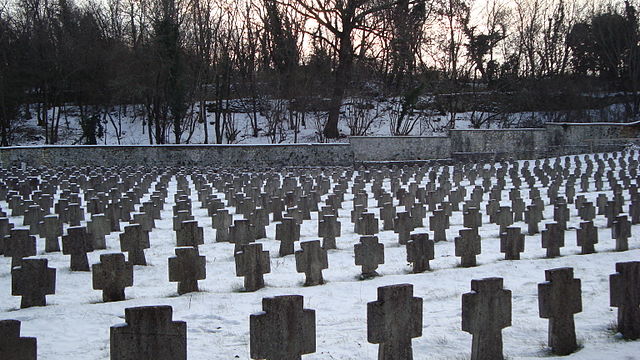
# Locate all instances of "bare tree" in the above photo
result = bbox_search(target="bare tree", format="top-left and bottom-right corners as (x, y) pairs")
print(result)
(283, 0), (412, 139)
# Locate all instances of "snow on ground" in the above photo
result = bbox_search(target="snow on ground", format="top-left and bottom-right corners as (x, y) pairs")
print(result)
(14, 100), (626, 146)
(1, 152), (640, 359)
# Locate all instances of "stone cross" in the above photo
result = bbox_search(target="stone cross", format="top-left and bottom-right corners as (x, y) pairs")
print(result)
(542, 222), (564, 258)
(172, 210), (194, 231)
(406, 233), (434, 273)
(132, 212), (154, 233)
(612, 215), (631, 252)
(5, 228), (36, 268)
(512, 198), (525, 222)
(110, 305), (187, 360)
(604, 200), (619, 228)
(212, 209), (232, 243)
(495, 206), (513, 234)
(275, 217), (300, 257)
(176, 220), (204, 248)
(367, 284), (422, 360)
(105, 203), (121, 232)
(0, 320), (37, 360)
(579, 202), (596, 222)
(250, 295), (315, 360)
(87, 213), (109, 250)
(0, 217), (13, 255)
(318, 214), (340, 250)
(354, 236), (385, 279)
(251, 207), (269, 240)
(553, 203), (570, 231)
(576, 221), (598, 254)
(410, 203), (426, 228)
(169, 247), (206, 295)
(524, 204), (542, 235)
(538, 267), (582, 355)
(119, 224), (150, 266)
(380, 202), (396, 231)
(11, 258), (56, 308)
(430, 209), (449, 242)
(629, 198), (640, 224)
(235, 243), (270, 292)
(462, 277), (512, 360)
(610, 261), (640, 340)
(357, 212), (379, 236)
(394, 212), (413, 245)
(596, 193), (608, 215)
(23, 205), (44, 235)
(486, 199), (499, 223)
(67, 203), (84, 226)
(463, 207), (482, 230)
(92, 253), (133, 302)
(62, 226), (94, 271)
(455, 228), (481, 267)
(500, 226), (525, 260)
(295, 240), (328, 286)
(351, 204), (367, 229)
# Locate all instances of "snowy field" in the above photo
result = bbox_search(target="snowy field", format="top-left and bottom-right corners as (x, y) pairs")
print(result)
(1, 151), (640, 359)
(14, 100), (625, 146)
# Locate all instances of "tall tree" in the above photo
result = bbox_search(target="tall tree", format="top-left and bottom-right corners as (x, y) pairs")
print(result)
(285, 0), (408, 139)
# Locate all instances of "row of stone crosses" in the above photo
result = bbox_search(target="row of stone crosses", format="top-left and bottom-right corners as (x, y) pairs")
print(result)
(2, 261), (639, 360)
(0, 151), (639, 357)
(1, 151), (639, 306)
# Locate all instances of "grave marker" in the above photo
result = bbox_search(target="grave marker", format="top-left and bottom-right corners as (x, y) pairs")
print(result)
(92, 253), (133, 302)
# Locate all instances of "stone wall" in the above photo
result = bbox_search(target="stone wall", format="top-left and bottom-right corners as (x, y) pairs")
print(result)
(545, 121), (640, 155)
(0, 144), (354, 168)
(350, 136), (451, 162)
(449, 129), (548, 160)
(2, 122), (638, 167)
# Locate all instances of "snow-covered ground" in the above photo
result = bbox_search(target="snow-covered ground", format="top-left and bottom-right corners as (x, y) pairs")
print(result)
(11, 100), (629, 146)
(1, 152), (639, 359)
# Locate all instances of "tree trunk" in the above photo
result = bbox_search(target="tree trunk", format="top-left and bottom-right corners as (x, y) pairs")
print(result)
(324, 31), (353, 139)
(201, 100), (208, 144)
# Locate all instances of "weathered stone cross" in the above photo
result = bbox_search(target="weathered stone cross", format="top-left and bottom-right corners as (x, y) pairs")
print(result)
(110, 305), (187, 360)
(119, 224), (150, 266)
(500, 226), (525, 260)
(0, 320), (37, 360)
(612, 215), (631, 252)
(318, 214), (340, 250)
(235, 243), (270, 292)
(5, 228), (36, 268)
(406, 233), (434, 273)
(92, 253), (133, 302)
(429, 209), (449, 242)
(169, 247), (206, 295)
(367, 284), (422, 360)
(12, 258), (56, 308)
(295, 240), (328, 286)
(576, 221), (598, 254)
(610, 261), (640, 340)
(250, 295), (315, 360)
(462, 277), (512, 360)
(275, 217), (300, 257)
(541, 222), (564, 258)
(176, 220), (204, 248)
(538, 267), (582, 355)
(62, 226), (94, 271)
(355, 236), (385, 279)
(455, 228), (481, 267)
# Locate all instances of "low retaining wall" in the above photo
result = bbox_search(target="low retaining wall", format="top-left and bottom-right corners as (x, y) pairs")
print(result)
(0, 144), (354, 168)
(546, 121), (640, 155)
(449, 128), (548, 160)
(2, 122), (638, 167)
(350, 136), (451, 162)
